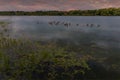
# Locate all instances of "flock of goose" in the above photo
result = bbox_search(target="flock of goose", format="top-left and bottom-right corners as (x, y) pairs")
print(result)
(48, 21), (101, 28)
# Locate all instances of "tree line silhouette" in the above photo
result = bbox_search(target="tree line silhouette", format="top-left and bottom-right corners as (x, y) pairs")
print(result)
(0, 8), (120, 16)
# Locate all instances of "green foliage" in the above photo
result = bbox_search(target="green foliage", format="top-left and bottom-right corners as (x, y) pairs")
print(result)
(0, 8), (120, 16)
(0, 37), (90, 80)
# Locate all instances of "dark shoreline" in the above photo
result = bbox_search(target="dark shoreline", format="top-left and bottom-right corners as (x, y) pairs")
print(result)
(0, 8), (120, 16)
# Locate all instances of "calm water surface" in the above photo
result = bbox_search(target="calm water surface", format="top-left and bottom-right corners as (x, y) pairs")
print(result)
(0, 16), (120, 49)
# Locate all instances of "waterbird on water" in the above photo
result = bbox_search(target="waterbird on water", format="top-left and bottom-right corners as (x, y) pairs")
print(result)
(48, 21), (101, 28)
(97, 24), (100, 27)
(76, 24), (79, 26)
(49, 21), (54, 25)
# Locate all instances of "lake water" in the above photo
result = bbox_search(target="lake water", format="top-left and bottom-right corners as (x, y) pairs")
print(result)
(0, 16), (120, 75)
(0, 16), (120, 49)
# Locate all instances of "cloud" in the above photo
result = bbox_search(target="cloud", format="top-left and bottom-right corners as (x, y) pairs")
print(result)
(0, 0), (119, 11)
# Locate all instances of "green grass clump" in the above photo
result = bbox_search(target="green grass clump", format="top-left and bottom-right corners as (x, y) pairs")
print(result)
(0, 37), (90, 80)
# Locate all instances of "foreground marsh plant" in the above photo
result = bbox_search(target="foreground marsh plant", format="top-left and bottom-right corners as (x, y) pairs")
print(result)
(0, 37), (91, 80)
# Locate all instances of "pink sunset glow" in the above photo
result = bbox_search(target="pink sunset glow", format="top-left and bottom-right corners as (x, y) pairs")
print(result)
(0, 0), (119, 11)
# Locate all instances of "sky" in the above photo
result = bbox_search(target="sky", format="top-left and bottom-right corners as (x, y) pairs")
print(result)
(0, 0), (119, 11)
